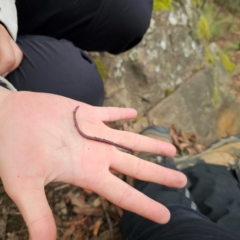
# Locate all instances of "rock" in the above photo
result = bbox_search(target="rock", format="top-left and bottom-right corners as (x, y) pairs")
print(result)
(217, 101), (240, 138)
(99, 0), (236, 145)
(148, 64), (232, 146)
(103, 0), (203, 115)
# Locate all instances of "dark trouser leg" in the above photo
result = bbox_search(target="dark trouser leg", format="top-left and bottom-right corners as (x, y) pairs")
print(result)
(120, 157), (240, 240)
(6, 36), (104, 106)
(16, 0), (153, 54)
(12, 0), (152, 102)
(183, 161), (240, 233)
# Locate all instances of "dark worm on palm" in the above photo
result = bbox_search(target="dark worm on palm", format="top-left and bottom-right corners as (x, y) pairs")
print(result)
(73, 106), (133, 154)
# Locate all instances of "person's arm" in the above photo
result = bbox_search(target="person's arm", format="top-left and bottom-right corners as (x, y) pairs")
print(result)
(0, 0), (22, 77)
(0, 87), (187, 240)
(0, 0), (18, 40)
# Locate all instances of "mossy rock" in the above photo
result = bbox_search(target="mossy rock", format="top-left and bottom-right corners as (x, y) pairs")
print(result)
(205, 47), (215, 64)
(220, 52), (237, 74)
(93, 57), (108, 81)
(198, 16), (212, 41)
(213, 87), (221, 108)
(191, 0), (201, 7)
(165, 88), (174, 96)
(153, 0), (173, 12)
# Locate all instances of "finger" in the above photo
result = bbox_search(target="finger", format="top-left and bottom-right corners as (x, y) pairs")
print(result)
(5, 183), (56, 240)
(111, 129), (176, 157)
(95, 107), (138, 122)
(9, 39), (23, 71)
(95, 173), (171, 224)
(111, 151), (187, 188)
(0, 38), (16, 76)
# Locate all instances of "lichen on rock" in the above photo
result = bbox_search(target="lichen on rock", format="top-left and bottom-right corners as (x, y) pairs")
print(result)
(153, 0), (173, 12)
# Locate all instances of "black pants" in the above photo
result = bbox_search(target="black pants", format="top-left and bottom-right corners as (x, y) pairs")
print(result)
(6, 0), (153, 105)
(120, 158), (240, 240)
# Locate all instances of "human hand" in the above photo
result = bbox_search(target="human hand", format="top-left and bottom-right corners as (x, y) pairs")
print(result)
(0, 24), (23, 76)
(0, 89), (187, 240)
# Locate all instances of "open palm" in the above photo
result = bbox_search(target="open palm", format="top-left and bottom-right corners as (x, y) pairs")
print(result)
(0, 90), (186, 240)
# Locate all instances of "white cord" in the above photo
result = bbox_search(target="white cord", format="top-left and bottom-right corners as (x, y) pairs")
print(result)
(0, 76), (17, 92)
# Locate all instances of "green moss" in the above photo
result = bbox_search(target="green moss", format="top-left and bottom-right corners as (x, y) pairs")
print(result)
(202, 3), (222, 39)
(195, 64), (203, 72)
(198, 16), (212, 41)
(93, 57), (108, 80)
(224, 41), (240, 53)
(229, 24), (238, 34)
(165, 88), (174, 96)
(220, 52), (237, 73)
(213, 87), (220, 108)
(132, 116), (142, 124)
(153, 0), (173, 12)
(212, 70), (221, 109)
(205, 47), (215, 64)
(210, 23), (222, 39)
(191, 0), (201, 7)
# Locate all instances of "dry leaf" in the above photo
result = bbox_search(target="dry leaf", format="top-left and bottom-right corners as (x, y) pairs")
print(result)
(195, 144), (206, 153)
(186, 147), (197, 155)
(170, 126), (205, 156)
(170, 126), (180, 148)
(93, 220), (102, 236)
(178, 136), (191, 144)
(115, 206), (123, 218)
(75, 231), (84, 239)
(93, 197), (101, 207)
(61, 225), (75, 240)
(68, 193), (103, 216)
(73, 205), (102, 216)
(62, 218), (86, 227)
(181, 133), (196, 142)
(179, 143), (193, 151)
(83, 188), (93, 195)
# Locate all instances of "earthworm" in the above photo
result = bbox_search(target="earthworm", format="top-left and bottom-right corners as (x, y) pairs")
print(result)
(73, 106), (133, 154)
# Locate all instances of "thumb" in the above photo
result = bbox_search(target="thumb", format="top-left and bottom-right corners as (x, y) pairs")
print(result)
(9, 39), (23, 72)
(6, 183), (56, 240)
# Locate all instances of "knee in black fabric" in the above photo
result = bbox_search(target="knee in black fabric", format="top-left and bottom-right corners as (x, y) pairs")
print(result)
(16, 0), (153, 54)
(7, 36), (104, 106)
(120, 205), (240, 240)
(106, 0), (153, 54)
(76, 0), (153, 54)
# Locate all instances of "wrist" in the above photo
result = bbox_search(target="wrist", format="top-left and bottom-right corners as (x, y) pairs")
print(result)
(0, 24), (12, 39)
(0, 85), (13, 106)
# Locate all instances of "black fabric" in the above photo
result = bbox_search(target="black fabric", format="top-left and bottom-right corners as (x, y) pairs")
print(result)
(9, 0), (153, 104)
(122, 205), (240, 240)
(120, 158), (240, 240)
(16, 0), (153, 54)
(183, 161), (240, 233)
(6, 35), (104, 106)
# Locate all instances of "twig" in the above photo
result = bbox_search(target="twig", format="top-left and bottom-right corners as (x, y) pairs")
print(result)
(1, 212), (8, 240)
(54, 184), (70, 191)
(99, 196), (113, 240)
(62, 218), (87, 227)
